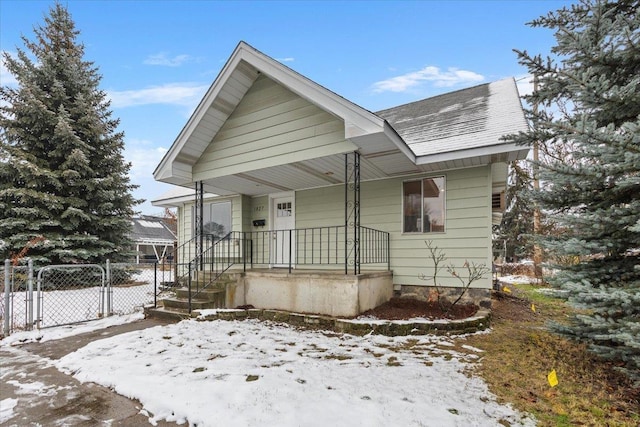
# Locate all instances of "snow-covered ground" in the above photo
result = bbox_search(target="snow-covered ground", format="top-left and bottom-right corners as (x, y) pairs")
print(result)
(496, 275), (541, 285)
(1, 276), (538, 427)
(1, 312), (144, 346)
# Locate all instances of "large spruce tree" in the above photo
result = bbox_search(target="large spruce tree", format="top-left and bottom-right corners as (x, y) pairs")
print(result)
(509, 0), (639, 382)
(0, 3), (139, 264)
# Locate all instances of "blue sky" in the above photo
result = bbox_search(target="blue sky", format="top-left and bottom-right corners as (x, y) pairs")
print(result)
(1, 0), (571, 215)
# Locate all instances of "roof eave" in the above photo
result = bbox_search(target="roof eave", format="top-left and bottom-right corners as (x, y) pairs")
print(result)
(415, 142), (530, 166)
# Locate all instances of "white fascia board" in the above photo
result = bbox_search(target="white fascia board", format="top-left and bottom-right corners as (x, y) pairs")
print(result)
(415, 142), (530, 166)
(153, 44), (257, 180)
(151, 192), (222, 208)
(237, 43), (385, 138)
(383, 121), (416, 163)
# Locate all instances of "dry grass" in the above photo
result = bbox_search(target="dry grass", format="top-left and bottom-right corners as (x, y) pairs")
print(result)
(464, 283), (640, 427)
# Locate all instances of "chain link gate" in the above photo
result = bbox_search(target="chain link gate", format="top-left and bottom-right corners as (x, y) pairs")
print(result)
(2, 261), (31, 335)
(2, 259), (166, 336)
(36, 264), (107, 328)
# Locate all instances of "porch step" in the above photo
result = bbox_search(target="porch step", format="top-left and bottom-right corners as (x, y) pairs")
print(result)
(144, 306), (191, 322)
(175, 287), (225, 301)
(176, 272), (239, 288)
(163, 296), (225, 311)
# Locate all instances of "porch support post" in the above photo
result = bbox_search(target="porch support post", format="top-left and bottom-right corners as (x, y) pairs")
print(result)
(195, 181), (204, 270)
(344, 151), (361, 275)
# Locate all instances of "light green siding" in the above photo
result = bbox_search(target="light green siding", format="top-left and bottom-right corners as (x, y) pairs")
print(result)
(175, 166), (493, 289)
(295, 166), (493, 288)
(192, 75), (357, 181)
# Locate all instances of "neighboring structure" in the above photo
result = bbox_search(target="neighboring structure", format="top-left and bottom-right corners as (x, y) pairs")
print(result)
(152, 41), (528, 317)
(130, 215), (177, 264)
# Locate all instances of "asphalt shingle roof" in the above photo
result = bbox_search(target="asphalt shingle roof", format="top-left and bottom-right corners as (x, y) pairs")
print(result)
(377, 79), (525, 157)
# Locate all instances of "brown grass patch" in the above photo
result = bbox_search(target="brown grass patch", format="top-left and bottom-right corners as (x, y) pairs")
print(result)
(464, 285), (639, 426)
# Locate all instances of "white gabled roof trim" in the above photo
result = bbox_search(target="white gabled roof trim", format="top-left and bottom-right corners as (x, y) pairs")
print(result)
(153, 41), (411, 183)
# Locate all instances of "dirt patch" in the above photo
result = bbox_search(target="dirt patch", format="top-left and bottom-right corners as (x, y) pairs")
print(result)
(361, 297), (478, 320)
(488, 291), (537, 323)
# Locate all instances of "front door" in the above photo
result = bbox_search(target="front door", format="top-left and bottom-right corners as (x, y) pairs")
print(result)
(271, 195), (295, 267)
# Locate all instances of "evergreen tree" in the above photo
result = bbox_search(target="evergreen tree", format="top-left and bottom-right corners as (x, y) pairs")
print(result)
(509, 0), (640, 383)
(497, 160), (535, 262)
(0, 3), (140, 264)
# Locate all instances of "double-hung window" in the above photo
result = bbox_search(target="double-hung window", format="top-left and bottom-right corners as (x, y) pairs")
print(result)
(403, 177), (445, 233)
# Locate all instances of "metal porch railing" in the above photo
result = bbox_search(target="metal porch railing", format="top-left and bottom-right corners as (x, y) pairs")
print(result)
(171, 225), (390, 312)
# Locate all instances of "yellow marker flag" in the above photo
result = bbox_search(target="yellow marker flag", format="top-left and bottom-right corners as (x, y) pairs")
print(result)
(548, 369), (559, 387)
(502, 286), (511, 293)
(531, 303), (536, 312)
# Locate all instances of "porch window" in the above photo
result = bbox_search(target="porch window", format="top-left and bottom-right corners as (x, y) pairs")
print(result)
(192, 201), (232, 240)
(403, 177), (445, 233)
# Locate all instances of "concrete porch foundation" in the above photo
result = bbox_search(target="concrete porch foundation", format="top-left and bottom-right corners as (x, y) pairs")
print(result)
(226, 269), (393, 318)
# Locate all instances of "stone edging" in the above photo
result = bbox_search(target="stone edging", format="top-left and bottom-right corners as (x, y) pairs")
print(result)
(195, 308), (491, 336)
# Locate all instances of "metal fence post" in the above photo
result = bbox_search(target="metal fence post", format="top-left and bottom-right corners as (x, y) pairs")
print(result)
(3, 259), (10, 336)
(288, 230), (292, 274)
(154, 262), (158, 308)
(27, 259), (33, 330)
(36, 264), (42, 329)
(174, 241), (178, 287)
(188, 261), (192, 313)
(105, 259), (111, 317)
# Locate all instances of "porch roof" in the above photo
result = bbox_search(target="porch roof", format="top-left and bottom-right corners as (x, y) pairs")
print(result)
(153, 41), (528, 197)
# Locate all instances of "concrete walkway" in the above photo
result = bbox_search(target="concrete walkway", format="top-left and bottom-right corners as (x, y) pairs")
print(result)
(0, 318), (178, 426)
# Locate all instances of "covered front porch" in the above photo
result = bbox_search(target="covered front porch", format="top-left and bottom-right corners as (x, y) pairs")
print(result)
(162, 217), (392, 317)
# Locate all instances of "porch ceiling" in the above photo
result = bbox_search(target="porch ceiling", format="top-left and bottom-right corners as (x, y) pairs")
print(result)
(196, 151), (419, 196)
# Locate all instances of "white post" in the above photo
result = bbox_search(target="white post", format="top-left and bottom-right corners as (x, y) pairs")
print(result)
(27, 259), (33, 330)
(106, 259), (112, 316)
(3, 259), (10, 336)
(36, 265), (41, 329)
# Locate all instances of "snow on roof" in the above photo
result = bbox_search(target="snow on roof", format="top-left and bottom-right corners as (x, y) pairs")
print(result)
(130, 217), (176, 242)
(377, 78), (527, 158)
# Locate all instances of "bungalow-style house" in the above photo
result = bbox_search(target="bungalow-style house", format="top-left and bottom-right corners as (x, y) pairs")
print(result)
(130, 215), (177, 264)
(152, 41), (528, 318)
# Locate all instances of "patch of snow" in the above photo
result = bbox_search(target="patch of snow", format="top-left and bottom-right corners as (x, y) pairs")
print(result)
(5, 379), (58, 396)
(56, 318), (535, 427)
(0, 398), (18, 423)
(498, 275), (541, 285)
(1, 312), (144, 346)
(461, 344), (485, 353)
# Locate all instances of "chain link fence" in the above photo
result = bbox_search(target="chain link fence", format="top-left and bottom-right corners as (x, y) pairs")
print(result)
(109, 262), (174, 315)
(1, 264), (30, 336)
(2, 260), (171, 336)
